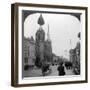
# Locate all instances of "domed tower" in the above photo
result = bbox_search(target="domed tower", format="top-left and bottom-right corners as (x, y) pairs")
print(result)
(36, 14), (45, 42)
(35, 14), (45, 67)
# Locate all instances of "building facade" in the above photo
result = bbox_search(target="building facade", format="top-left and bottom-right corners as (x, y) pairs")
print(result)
(24, 14), (52, 69)
(35, 14), (52, 67)
(24, 37), (36, 67)
(69, 33), (81, 75)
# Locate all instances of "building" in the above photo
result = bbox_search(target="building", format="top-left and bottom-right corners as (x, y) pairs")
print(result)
(52, 54), (59, 65)
(69, 32), (81, 75)
(44, 25), (52, 63)
(24, 14), (52, 69)
(35, 14), (52, 67)
(24, 37), (36, 67)
(69, 49), (76, 63)
(24, 37), (30, 66)
(28, 37), (36, 66)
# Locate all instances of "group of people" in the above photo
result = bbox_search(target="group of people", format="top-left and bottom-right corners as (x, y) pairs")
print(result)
(41, 63), (50, 76)
(41, 62), (66, 76)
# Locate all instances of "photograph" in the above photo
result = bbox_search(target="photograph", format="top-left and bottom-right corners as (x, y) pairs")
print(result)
(11, 3), (87, 87)
(23, 12), (81, 78)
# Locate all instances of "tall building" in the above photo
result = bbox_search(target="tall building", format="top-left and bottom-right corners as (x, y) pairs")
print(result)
(35, 14), (45, 67)
(35, 14), (52, 67)
(24, 14), (52, 69)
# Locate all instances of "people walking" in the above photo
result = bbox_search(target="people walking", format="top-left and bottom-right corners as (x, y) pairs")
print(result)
(57, 62), (66, 76)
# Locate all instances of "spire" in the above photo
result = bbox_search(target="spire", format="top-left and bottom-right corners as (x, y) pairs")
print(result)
(47, 24), (50, 41)
(38, 14), (45, 26)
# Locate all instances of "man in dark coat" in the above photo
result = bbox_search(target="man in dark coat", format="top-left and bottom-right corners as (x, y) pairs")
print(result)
(57, 62), (65, 76)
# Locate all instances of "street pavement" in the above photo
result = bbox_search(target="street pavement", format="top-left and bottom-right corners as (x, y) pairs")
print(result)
(24, 65), (75, 77)
(49, 65), (74, 76)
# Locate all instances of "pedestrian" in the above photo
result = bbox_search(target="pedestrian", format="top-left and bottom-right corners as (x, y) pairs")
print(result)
(57, 62), (66, 76)
(42, 65), (46, 76)
(41, 61), (48, 76)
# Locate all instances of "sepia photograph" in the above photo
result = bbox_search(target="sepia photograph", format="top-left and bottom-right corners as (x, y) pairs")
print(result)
(11, 3), (87, 87)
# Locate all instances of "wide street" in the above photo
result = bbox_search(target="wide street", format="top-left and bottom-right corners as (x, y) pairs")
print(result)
(24, 65), (75, 77)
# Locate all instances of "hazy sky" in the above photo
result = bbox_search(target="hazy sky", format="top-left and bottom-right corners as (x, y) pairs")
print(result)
(24, 13), (80, 59)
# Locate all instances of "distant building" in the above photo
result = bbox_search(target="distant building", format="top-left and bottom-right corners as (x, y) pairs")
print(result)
(51, 53), (64, 65)
(24, 37), (35, 67)
(69, 49), (76, 63)
(28, 37), (36, 66)
(69, 32), (81, 75)
(52, 54), (59, 65)
(44, 25), (52, 63)
(24, 38), (30, 65)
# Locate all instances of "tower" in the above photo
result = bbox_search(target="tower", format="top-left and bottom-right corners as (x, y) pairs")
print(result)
(38, 14), (45, 26)
(44, 24), (52, 62)
(36, 14), (45, 42)
(47, 24), (50, 41)
(35, 14), (45, 67)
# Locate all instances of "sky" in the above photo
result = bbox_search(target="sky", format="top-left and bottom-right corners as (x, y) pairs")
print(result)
(24, 13), (81, 59)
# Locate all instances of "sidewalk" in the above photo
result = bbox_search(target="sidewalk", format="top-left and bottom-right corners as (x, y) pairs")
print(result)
(24, 67), (43, 77)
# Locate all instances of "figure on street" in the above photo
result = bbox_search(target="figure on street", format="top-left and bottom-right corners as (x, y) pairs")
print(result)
(57, 62), (66, 76)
